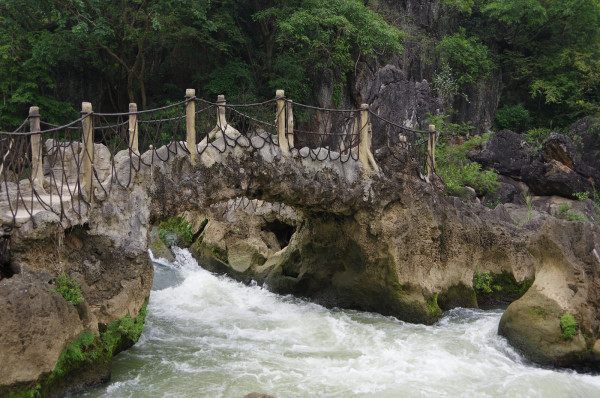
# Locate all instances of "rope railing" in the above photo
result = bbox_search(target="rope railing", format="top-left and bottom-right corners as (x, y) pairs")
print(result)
(0, 88), (435, 230)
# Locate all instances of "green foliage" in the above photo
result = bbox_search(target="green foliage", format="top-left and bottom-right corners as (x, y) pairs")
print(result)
(433, 119), (499, 197)
(50, 273), (83, 306)
(257, 0), (402, 104)
(436, 28), (493, 87)
(473, 270), (495, 294)
(210, 246), (228, 263)
(433, 62), (459, 109)
(53, 331), (97, 377)
(204, 59), (257, 103)
(102, 302), (148, 357)
(573, 191), (590, 201)
(560, 313), (578, 340)
(495, 104), (531, 132)
(483, 0), (600, 127)
(158, 216), (193, 247)
(524, 127), (553, 151)
(426, 293), (442, 317)
(11, 301), (150, 397)
(486, 199), (502, 209)
(557, 202), (588, 222)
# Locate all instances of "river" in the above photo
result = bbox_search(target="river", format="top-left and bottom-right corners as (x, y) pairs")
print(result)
(77, 248), (600, 397)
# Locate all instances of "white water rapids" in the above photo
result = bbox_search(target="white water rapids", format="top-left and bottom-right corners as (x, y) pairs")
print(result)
(77, 248), (600, 397)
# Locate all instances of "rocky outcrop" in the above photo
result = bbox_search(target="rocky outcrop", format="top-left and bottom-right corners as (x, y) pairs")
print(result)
(469, 130), (599, 200)
(522, 134), (594, 196)
(141, 136), (600, 370)
(5, 115), (600, 395)
(365, 65), (441, 149)
(469, 130), (531, 178)
(0, 157), (153, 395)
(0, 273), (83, 388)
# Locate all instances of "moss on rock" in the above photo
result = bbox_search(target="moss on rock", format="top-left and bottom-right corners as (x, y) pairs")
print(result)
(498, 289), (589, 367)
(4, 302), (148, 398)
(438, 283), (477, 311)
(475, 271), (533, 309)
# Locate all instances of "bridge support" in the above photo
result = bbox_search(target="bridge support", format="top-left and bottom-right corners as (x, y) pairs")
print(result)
(217, 94), (226, 131)
(276, 90), (290, 157)
(29, 106), (44, 192)
(185, 89), (196, 162)
(128, 103), (139, 155)
(81, 102), (94, 201)
(359, 104), (379, 173)
(286, 100), (294, 149)
(427, 124), (436, 179)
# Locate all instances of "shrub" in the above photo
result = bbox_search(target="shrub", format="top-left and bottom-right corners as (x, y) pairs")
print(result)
(473, 270), (494, 294)
(557, 203), (588, 222)
(50, 273), (83, 306)
(158, 216), (194, 247)
(560, 313), (578, 340)
(426, 293), (442, 317)
(495, 103), (531, 131)
(524, 127), (553, 151)
(573, 191), (590, 201)
(435, 130), (499, 196)
(436, 28), (493, 87)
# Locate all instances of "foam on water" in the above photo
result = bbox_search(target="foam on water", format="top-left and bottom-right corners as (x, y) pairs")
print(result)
(78, 249), (600, 398)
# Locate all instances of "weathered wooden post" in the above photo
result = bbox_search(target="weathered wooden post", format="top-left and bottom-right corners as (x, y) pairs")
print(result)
(128, 103), (139, 154)
(276, 90), (290, 156)
(185, 89), (196, 162)
(29, 106), (43, 190)
(217, 94), (226, 131)
(427, 124), (436, 179)
(286, 99), (294, 148)
(81, 102), (94, 200)
(359, 104), (370, 171)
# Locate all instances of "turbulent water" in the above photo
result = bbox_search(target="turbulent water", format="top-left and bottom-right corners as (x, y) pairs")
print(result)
(77, 248), (600, 398)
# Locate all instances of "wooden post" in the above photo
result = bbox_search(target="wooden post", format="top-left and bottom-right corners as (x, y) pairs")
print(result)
(276, 90), (289, 156)
(217, 94), (226, 131)
(427, 124), (436, 179)
(128, 103), (139, 154)
(29, 106), (43, 190)
(81, 102), (93, 200)
(358, 104), (380, 173)
(286, 99), (294, 149)
(359, 104), (371, 171)
(185, 89), (196, 162)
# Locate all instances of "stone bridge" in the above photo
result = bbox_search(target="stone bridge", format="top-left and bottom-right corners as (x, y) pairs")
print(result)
(2, 90), (600, 394)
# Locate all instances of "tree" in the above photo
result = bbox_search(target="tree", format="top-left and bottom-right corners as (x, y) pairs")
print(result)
(483, 0), (600, 124)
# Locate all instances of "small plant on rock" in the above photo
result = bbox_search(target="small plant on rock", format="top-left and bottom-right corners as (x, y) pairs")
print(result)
(557, 203), (588, 222)
(486, 199), (502, 209)
(573, 191), (590, 201)
(50, 273), (84, 305)
(560, 313), (578, 340)
(473, 270), (495, 294)
(158, 216), (194, 247)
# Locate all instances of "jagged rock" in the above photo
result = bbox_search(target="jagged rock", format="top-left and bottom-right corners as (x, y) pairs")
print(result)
(539, 134), (578, 168)
(522, 159), (592, 197)
(149, 227), (175, 263)
(468, 130), (531, 177)
(365, 65), (441, 149)
(570, 117), (600, 184)
(471, 131), (596, 198)
(483, 175), (524, 206)
(499, 220), (600, 368)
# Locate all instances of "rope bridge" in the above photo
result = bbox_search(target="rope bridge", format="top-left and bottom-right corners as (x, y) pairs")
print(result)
(0, 89), (436, 231)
